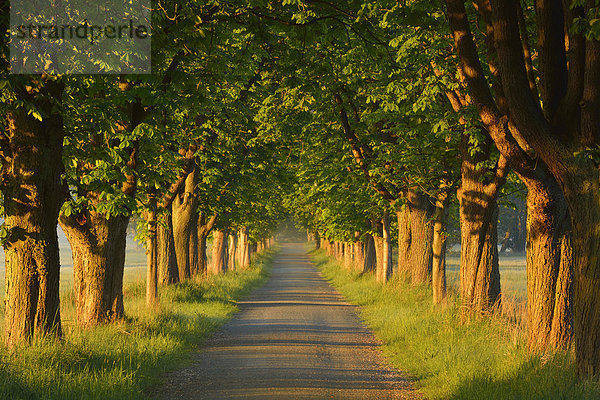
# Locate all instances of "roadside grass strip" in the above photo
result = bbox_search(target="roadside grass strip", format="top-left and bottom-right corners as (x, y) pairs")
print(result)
(312, 249), (600, 400)
(0, 250), (275, 400)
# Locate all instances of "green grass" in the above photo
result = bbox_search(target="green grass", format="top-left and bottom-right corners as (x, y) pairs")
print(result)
(313, 249), (600, 400)
(0, 250), (275, 400)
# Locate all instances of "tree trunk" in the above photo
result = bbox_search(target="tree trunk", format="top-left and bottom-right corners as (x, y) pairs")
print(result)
(432, 192), (449, 304)
(209, 229), (228, 275)
(397, 207), (411, 278)
(373, 236), (384, 276)
(353, 234), (365, 272)
(560, 170), (600, 376)
(171, 168), (199, 281)
(157, 213), (178, 284)
(407, 189), (434, 284)
(228, 231), (238, 271)
(444, 0), (588, 371)
(314, 231), (321, 249)
(237, 226), (251, 269)
(198, 233), (208, 275)
(196, 213), (217, 276)
(344, 242), (353, 269)
(363, 233), (377, 273)
(257, 238), (264, 253)
(458, 179), (501, 314)
(145, 199), (158, 307)
(524, 172), (573, 350)
(324, 238), (332, 256)
(377, 212), (392, 283)
(3, 83), (65, 347)
(60, 213), (130, 327)
(188, 212), (199, 276)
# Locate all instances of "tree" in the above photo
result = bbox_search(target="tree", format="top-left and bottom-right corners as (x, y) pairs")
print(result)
(1, 75), (65, 346)
(443, 0), (583, 363)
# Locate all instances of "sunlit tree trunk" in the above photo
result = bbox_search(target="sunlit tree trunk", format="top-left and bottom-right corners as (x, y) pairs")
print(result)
(397, 206), (411, 279)
(344, 242), (353, 269)
(237, 226), (251, 269)
(523, 171), (573, 349)
(60, 213), (130, 326)
(458, 175), (501, 313)
(407, 189), (434, 284)
(228, 231), (238, 271)
(172, 167), (198, 281)
(209, 229), (228, 275)
(376, 212), (392, 283)
(145, 197), (158, 306)
(3, 81), (65, 346)
(157, 213), (178, 284)
(432, 191), (449, 304)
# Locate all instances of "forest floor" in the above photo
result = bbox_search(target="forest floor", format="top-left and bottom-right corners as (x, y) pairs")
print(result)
(152, 242), (420, 400)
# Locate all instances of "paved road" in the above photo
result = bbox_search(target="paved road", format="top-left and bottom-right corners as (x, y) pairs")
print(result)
(155, 243), (419, 399)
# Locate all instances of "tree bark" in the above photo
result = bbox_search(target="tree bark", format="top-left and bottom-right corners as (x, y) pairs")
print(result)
(3, 81), (65, 346)
(145, 198), (158, 306)
(524, 171), (573, 350)
(397, 206), (411, 278)
(353, 235), (365, 272)
(344, 242), (353, 269)
(314, 231), (321, 249)
(188, 211), (199, 276)
(60, 213), (130, 327)
(432, 192), (449, 304)
(196, 213), (217, 276)
(407, 189), (435, 284)
(209, 229), (229, 275)
(457, 143), (506, 314)
(257, 238), (264, 253)
(376, 212), (393, 283)
(237, 226), (251, 269)
(157, 213), (178, 284)
(363, 233), (377, 273)
(171, 167), (199, 281)
(458, 179), (501, 314)
(228, 231), (238, 271)
(373, 235), (384, 276)
(446, 0), (581, 358)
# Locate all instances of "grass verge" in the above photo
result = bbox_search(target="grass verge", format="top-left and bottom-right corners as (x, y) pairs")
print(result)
(312, 249), (600, 400)
(0, 249), (275, 400)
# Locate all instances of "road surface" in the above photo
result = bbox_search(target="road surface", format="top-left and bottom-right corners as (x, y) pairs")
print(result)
(154, 243), (420, 399)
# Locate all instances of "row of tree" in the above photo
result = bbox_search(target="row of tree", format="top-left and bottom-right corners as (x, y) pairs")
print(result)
(0, 2), (287, 347)
(271, 0), (599, 378)
(2, 0), (600, 380)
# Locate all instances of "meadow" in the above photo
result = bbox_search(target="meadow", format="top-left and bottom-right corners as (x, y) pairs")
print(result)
(314, 249), (600, 400)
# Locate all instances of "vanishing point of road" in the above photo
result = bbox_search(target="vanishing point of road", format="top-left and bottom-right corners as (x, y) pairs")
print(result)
(155, 243), (420, 399)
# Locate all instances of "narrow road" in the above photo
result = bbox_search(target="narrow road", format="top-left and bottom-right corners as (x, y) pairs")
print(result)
(155, 243), (419, 399)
